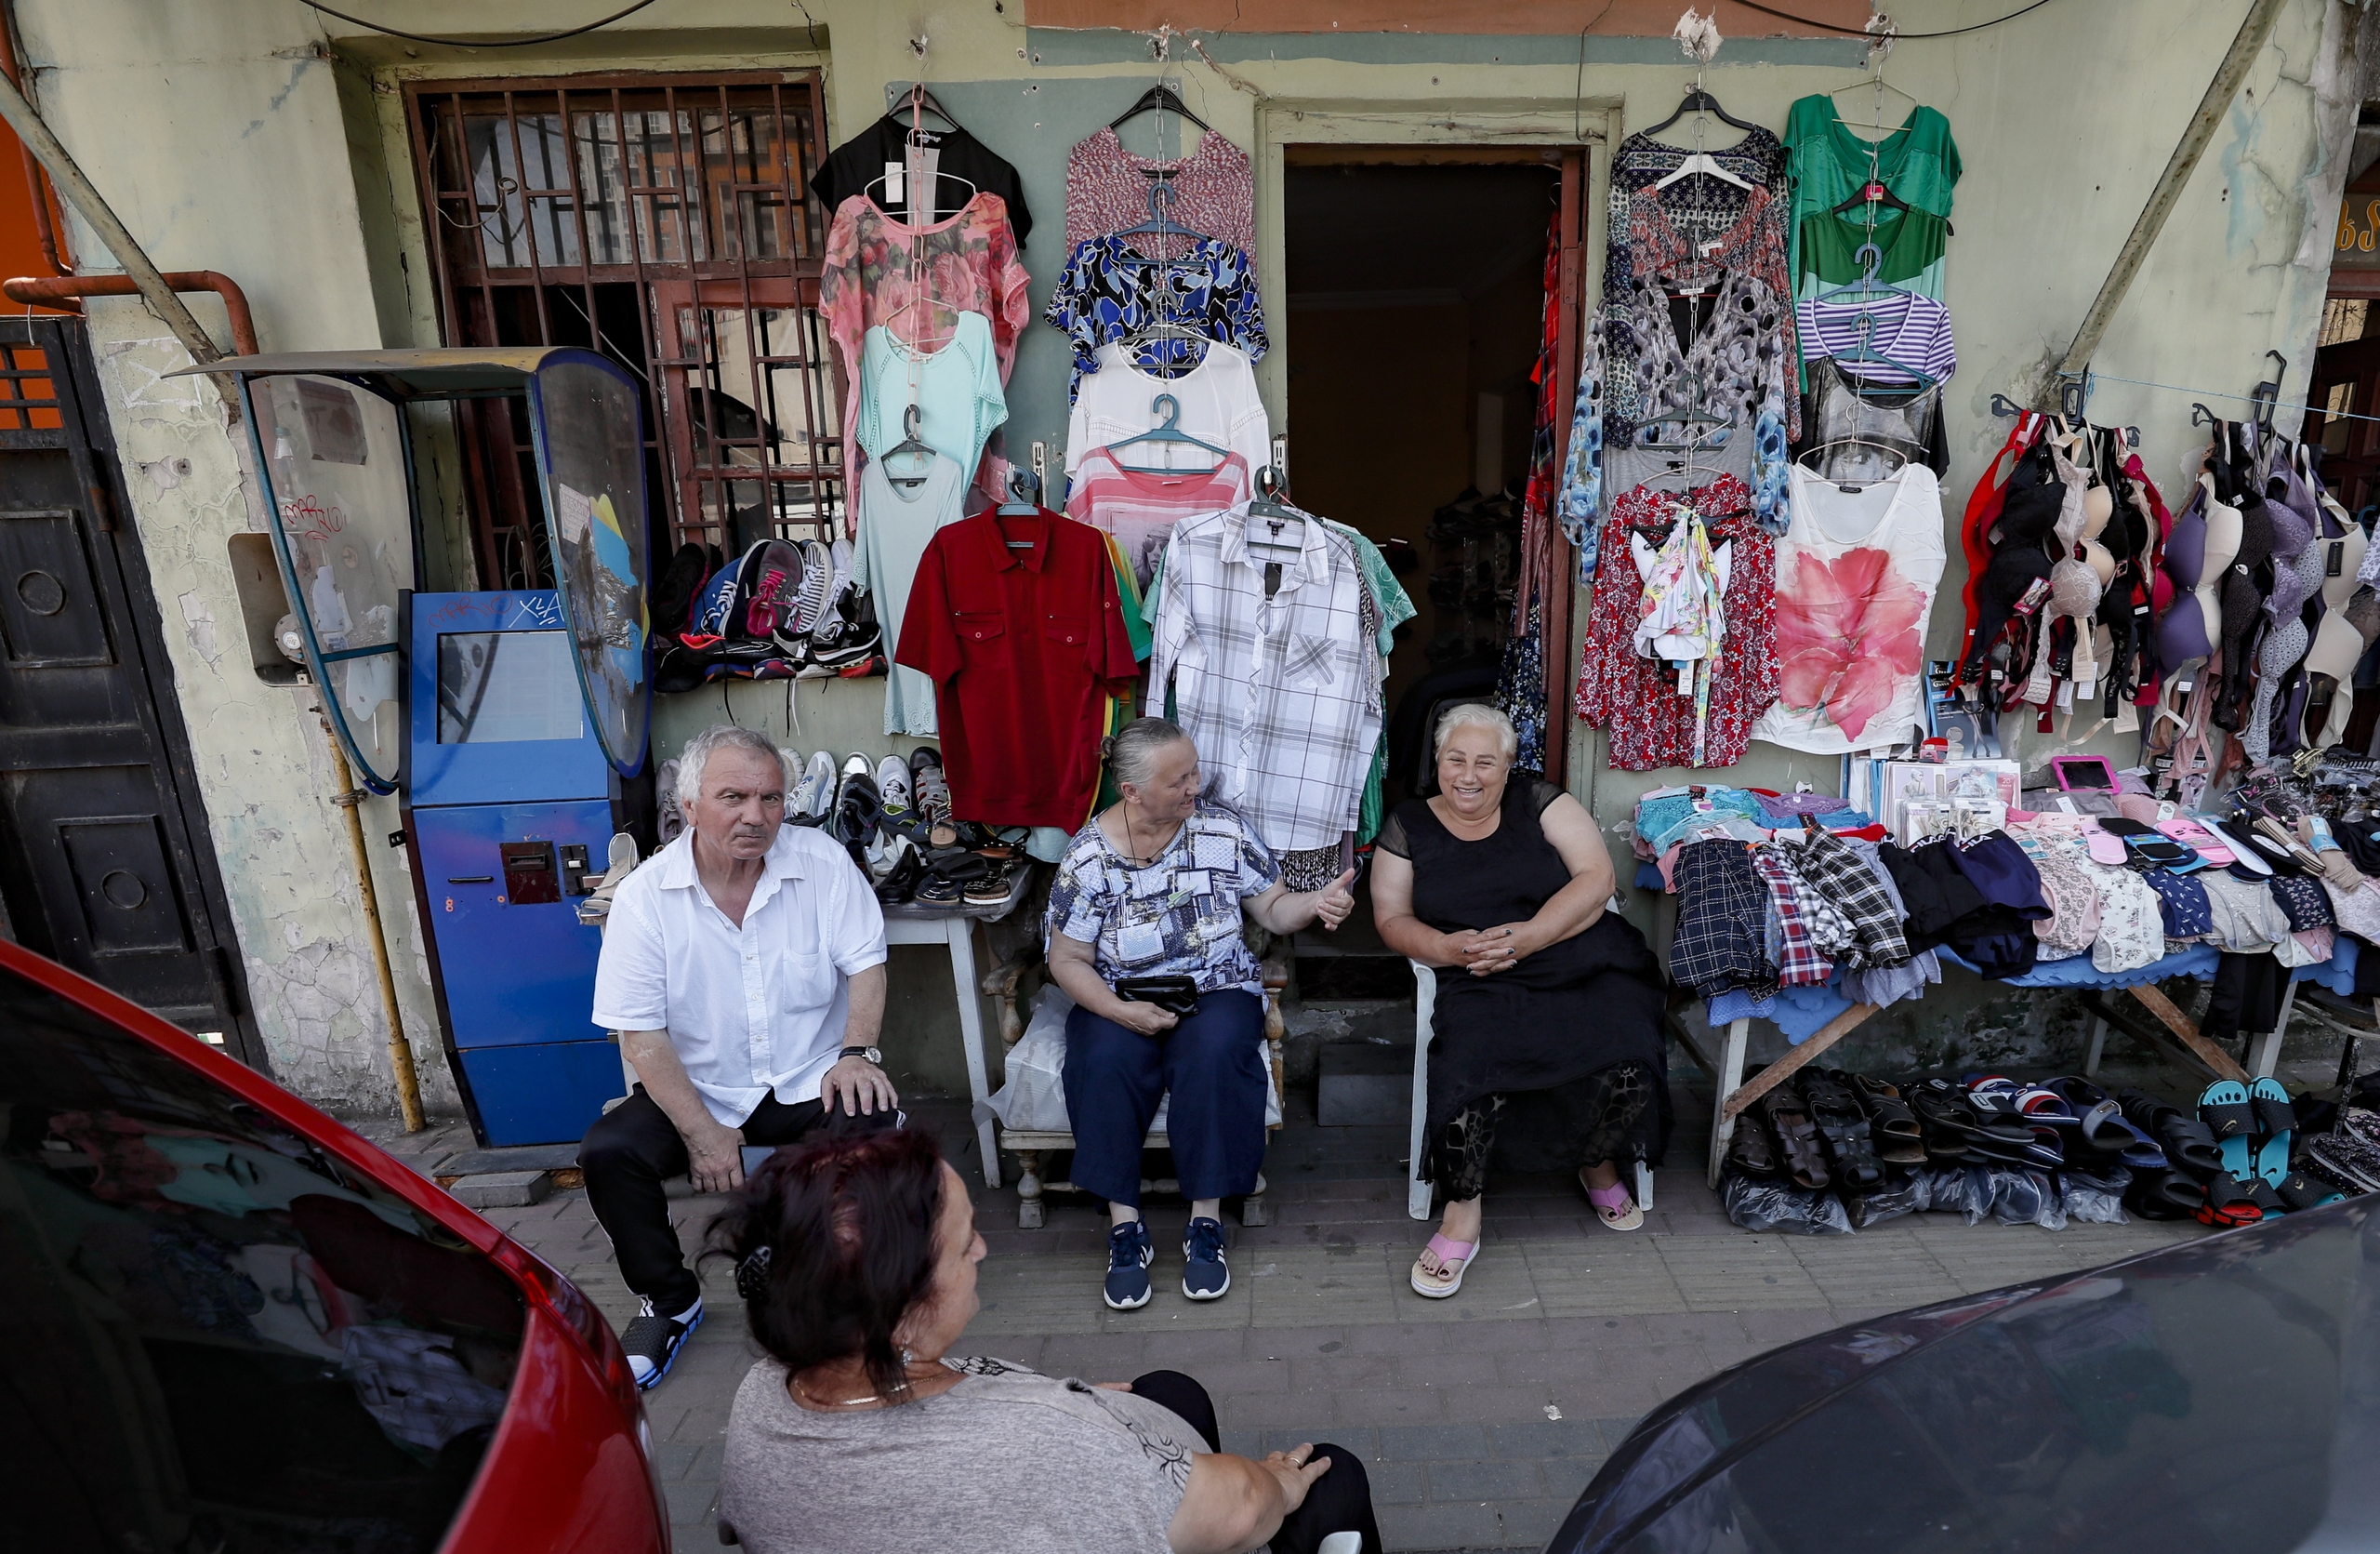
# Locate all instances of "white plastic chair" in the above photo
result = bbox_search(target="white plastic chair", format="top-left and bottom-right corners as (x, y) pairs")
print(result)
(1406, 961), (1652, 1220)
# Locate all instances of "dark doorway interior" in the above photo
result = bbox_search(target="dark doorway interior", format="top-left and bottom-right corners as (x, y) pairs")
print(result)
(1284, 157), (1560, 794)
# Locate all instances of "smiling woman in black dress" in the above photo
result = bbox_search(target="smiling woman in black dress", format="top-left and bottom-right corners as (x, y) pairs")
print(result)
(1368, 704), (1670, 1299)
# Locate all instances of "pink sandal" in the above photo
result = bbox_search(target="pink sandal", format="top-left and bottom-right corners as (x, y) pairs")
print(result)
(1410, 1232), (1478, 1298)
(1585, 1175), (1644, 1231)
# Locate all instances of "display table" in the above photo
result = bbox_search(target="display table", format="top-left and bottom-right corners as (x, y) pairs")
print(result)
(884, 866), (1037, 1190)
(1676, 940), (2360, 1189)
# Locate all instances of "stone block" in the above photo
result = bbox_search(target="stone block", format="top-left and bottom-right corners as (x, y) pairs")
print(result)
(451, 1170), (550, 1208)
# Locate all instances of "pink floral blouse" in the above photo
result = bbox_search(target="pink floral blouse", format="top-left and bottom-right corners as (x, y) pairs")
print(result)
(820, 193), (1032, 440)
(1064, 126), (1256, 272)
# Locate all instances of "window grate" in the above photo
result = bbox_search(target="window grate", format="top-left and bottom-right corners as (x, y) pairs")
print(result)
(407, 73), (843, 590)
(0, 345), (62, 432)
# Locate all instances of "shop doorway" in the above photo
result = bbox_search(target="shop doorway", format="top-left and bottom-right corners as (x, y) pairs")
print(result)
(1283, 150), (1579, 790)
(0, 317), (258, 1062)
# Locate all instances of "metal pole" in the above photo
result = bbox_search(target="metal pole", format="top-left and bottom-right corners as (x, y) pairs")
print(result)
(0, 67), (218, 365)
(322, 710), (425, 1133)
(2056, 0), (2291, 386)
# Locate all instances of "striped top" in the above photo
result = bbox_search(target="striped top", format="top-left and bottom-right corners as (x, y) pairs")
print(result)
(1794, 292), (1955, 387)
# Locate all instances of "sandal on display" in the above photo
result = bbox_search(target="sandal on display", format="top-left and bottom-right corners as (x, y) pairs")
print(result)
(2043, 1077), (2168, 1171)
(1798, 1070), (1884, 1189)
(1410, 1234), (1478, 1298)
(2272, 1170), (2346, 1213)
(2197, 1173), (2278, 1229)
(963, 860), (1017, 907)
(1845, 1072), (1928, 1166)
(1582, 1173), (1643, 1231)
(2128, 1168), (2209, 1220)
(1907, 1080), (1989, 1163)
(2199, 1079), (2258, 1180)
(1726, 1113), (1783, 1178)
(2118, 1088), (2226, 1179)
(1964, 1079), (2065, 1168)
(2247, 1076), (2298, 1186)
(1759, 1084), (1831, 1191)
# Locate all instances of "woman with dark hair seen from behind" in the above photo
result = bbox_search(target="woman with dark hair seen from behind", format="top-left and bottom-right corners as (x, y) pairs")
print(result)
(712, 1128), (1382, 1554)
(1370, 704), (1671, 1299)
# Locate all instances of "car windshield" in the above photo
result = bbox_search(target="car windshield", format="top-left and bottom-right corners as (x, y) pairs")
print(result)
(1, 963), (523, 1554)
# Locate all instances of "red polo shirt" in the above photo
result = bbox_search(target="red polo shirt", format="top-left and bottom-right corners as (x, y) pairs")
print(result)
(896, 506), (1140, 829)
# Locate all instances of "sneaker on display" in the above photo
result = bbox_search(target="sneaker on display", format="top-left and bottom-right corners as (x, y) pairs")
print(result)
(620, 1295), (703, 1389)
(793, 539), (833, 638)
(877, 754), (914, 817)
(1104, 1219), (1153, 1310)
(791, 750), (836, 823)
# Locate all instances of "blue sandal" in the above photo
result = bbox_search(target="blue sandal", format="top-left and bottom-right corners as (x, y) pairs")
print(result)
(2199, 1080), (2256, 1183)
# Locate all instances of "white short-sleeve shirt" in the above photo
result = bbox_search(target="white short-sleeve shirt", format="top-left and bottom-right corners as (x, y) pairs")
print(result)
(592, 826), (890, 1126)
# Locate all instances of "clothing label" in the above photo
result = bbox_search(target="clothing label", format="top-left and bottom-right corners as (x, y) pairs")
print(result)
(883, 160), (905, 204)
(2330, 541), (2346, 578)
(904, 142), (942, 216)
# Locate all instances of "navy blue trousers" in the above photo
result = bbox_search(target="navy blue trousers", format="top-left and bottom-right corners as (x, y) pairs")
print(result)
(1063, 988), (1266, 1207)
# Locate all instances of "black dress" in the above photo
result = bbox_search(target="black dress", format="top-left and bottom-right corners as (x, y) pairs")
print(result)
(1382, 780), (1671, 1189)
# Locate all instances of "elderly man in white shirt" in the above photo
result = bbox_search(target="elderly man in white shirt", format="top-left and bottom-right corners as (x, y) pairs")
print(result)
(580, 724), (895, 1388)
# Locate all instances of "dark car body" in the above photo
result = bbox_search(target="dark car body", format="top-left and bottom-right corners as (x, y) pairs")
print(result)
(1550, 1200), (2380, 1554)
(0, 936), (670, 1554)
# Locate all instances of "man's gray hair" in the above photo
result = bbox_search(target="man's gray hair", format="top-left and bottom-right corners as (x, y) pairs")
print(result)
(676, 724), (794, 804)
(1102, 715), (1194, 790)
(1432, 702), (1518, 761)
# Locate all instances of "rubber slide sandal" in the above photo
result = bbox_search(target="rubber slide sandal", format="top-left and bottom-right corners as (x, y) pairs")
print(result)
(2199, 1079), (2257, 1182)
(2249, 1076), (2297, 1188)
(1411, 1234), (1478, 1299)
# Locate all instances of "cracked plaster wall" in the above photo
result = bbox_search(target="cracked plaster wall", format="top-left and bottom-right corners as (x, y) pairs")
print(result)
(15, 0), (455, 1118)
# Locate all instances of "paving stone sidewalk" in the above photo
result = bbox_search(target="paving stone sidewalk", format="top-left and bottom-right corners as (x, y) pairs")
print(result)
(368, 1075), (2213, 1554)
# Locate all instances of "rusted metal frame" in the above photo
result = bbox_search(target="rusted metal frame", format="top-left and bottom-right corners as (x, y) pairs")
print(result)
(459, 96), (542, 586)
(667, 82), (732, 551)
(772, 77), (836, 525)
(719, 82), (774, 543)
(409, 91), (507, 587)
(606, 85), (672, 564)
(498, 93), (559, 358)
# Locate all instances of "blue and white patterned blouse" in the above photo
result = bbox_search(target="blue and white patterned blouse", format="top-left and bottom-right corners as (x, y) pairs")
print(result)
(1044, 801), (1279, 997)
(1044, 235), (1268, 405)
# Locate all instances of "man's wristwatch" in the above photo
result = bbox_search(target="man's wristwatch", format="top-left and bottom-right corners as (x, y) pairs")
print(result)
(840, 1045), (882, 1066)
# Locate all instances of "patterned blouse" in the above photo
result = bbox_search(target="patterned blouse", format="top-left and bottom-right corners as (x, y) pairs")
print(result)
(1044, 801), (1279, 997)
(1573, 475), (1779, 773)
(1557, 266), (1792, 579)
(1065, 126), (1257, 271)
(1044, 235), (1267, 404)
(820, 193), (1032, 442)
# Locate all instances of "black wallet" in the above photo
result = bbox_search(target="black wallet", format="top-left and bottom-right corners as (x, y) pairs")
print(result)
(1113, 975), (1199, 1017)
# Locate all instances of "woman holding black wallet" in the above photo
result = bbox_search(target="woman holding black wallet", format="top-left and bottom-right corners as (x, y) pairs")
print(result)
(1044, 717), (1355, 1313)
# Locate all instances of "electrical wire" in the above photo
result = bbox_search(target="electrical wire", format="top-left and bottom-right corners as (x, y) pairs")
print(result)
(2085, 372), (2380, 430)
(1730, 0), (2062, 41)
(301, 0), (661, 47)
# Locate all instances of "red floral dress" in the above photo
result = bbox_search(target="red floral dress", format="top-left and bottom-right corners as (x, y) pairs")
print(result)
(1574, 474), (1778, 772)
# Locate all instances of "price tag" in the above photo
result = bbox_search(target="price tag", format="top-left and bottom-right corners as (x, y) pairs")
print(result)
(883, 160), (904, 205)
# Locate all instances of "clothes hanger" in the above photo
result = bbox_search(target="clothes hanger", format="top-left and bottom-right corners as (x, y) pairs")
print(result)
(888, 83), (961, 131)
(995, 469), (1043, 547)
(1794, 436), (1911, 485)
(1109, 392), (1229, 474)
(1637, 378), (1734, 453)
(1824, 304), (1939, 392)
(1828, 68), (1918, 139)
(1640, 76), (1762, 139)
(1245, 464), (1306, 555)
(1110, 81), (1210, 135)
(864, 86), (980, 223)
(1652, 68), (1752, 193)
(879, 405), (937, 491)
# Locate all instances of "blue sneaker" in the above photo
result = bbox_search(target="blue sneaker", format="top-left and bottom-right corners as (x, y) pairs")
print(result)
(621, 1295), (702, 1389)
(1182, 1216), (1230, 1301)
(1104, 1220), (1153, 1310)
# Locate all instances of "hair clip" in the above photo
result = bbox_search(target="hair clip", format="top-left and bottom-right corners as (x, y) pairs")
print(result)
(735, 1243), (773, 1301)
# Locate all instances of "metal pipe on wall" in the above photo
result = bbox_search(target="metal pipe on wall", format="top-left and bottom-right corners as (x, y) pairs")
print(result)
(5, 272), (257, 353)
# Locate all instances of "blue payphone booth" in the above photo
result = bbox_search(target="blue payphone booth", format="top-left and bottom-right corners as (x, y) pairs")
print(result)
(178, 349), (654, 1147)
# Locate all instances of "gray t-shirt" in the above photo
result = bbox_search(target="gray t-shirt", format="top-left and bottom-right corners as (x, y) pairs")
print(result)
(719, 1356), (1206, 1554)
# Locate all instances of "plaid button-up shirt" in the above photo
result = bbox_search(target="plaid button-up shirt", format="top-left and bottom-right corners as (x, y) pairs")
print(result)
(1151, 502), (1382, 854)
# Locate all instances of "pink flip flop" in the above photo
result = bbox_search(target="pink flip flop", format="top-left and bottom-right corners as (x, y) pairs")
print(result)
(2155, 817), (2232, 864)
(1410, 1233), (1478, 1299)
(2083, 823), (2129, 866)
(1585, 1174), (1644, 1231)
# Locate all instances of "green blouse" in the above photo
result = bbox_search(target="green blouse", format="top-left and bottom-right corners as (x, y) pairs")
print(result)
(1783, 95), (1961, 286)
